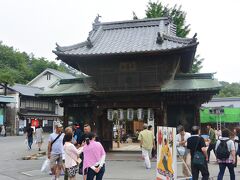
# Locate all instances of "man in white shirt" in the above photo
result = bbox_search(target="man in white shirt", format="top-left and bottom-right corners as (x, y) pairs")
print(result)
(48, 122), (64, 180)
(215, 129), (236, 180)
(176, 125), (191, 177)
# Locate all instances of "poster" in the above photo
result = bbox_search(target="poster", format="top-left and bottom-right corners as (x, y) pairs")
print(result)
(156, 126), (177, 180)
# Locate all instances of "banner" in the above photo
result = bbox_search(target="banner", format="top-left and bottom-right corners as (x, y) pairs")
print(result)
(156, 126), (177, 180)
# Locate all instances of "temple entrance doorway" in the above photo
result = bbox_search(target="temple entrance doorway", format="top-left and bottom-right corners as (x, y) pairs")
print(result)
(106, 108), (154, 152)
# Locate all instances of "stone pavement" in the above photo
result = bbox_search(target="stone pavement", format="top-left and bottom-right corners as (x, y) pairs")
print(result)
(1, 135), (240, 180)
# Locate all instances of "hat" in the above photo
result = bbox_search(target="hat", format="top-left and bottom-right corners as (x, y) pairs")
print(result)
(56, 122), (63, 128)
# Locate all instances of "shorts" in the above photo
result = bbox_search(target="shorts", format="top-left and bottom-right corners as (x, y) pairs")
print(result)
(50, 154), (63, 168)
(67, 165), (78, 177)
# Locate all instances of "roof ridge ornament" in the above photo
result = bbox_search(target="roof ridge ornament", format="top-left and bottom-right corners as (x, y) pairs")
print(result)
(86, 37), (93, 48)
(190, 33), (197, 43)
(156, 32), (164, 44)
(94, 14), (101, 24)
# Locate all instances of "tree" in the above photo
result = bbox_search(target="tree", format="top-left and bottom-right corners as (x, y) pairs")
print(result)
(217, 82), (240, 97)
(0, 42), (72, 86)
(190, 54), (204, 73)
(144, 1), (203, 72)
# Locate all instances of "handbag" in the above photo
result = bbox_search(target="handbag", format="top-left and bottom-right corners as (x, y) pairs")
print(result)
(177, 146), (186, 156)
(41, 159), (50, 172)
(192, 137), (205, 165)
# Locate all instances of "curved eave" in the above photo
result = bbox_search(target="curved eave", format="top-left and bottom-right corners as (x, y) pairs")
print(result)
(161, 87), (222, 93)
(53, 42), (198, 59)
(36, 91), (92, 97)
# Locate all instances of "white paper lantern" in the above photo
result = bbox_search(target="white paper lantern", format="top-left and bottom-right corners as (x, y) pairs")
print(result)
(117, 109), (124, 120)
(127, 108), (134, 121)
(107, 109), (114, 121)
(147, 108), (154, 121)
(137, 108), (144, 120)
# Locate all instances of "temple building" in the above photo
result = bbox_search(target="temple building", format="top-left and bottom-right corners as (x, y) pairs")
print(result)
(40, 17), (221, 151)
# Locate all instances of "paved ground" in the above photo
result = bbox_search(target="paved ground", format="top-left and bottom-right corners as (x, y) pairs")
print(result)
(0, 135), (240, 180)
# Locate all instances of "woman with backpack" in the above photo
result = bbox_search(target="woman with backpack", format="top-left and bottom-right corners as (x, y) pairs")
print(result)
(215, 129), (236, 180)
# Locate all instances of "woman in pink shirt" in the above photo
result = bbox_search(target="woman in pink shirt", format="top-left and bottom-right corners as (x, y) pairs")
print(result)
(83, 132), (106, 180)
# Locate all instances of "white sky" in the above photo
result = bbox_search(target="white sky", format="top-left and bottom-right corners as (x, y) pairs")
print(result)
(0, 0), (239, 82)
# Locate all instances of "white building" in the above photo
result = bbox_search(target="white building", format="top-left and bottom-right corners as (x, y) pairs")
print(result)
(27, 68), (76, 116)
(202, 97), (240, 108)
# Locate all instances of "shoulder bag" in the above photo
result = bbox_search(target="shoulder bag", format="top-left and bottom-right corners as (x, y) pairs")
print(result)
(50, 133), (62, 151)
(192, 136), (206, 165)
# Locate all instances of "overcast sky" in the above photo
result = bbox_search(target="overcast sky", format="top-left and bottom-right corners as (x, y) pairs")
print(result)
(0, 0), (239, 82)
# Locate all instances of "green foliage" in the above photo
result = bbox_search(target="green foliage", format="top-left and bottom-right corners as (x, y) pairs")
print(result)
(144, 1), (202, 72)
(145, 1), (190, 37)
(190, 54), (204, 73)
(0, 42), (68, 85)
(217, 81), (240, 97)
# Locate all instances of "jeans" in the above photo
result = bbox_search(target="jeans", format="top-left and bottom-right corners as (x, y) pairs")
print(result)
(217, 163), (235, 180)
(207, 143), (216, 161)
(87, 164), (105, 180)
(141, 148), (152, 169)
(28, 137), (33, 149)
(191, 161), (209, 180)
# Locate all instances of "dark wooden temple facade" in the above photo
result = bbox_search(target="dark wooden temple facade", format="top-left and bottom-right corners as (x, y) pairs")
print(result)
(41, 17), (221, 151)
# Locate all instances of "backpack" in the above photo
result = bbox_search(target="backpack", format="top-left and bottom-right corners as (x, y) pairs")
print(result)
(216, 139), (230, 160)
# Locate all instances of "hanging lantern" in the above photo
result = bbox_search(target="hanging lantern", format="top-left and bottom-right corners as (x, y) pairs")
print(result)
(137, 108), (144, 120)
(107, 109), (114, 121)
(147, 108), (154, 121)
(127, 108), (134, 121)
(117, 109), (124, 120)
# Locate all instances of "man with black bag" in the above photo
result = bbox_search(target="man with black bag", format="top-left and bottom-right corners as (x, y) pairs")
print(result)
(48, 122), (64, 180)
(187, 126), (209, 180)
(215, 129), (235, 180)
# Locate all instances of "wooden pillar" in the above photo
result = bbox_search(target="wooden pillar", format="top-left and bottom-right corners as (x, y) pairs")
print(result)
(63, 104), (68, 128)
(195, 104), (201, 126)
(163, 103), (168, 126)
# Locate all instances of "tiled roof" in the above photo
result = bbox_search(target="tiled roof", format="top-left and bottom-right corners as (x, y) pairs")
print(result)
(38, 78), (92, 97)
(54, 17), (198, 57)
(45, 68), (75, 79)
(27, 68), (76, 87)
(39, 73), (221, 97)
(10, 84), (44, 96)
(161, 73), (222, 92)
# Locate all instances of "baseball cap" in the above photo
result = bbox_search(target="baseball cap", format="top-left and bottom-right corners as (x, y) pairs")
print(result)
(56, 122), (63, 128)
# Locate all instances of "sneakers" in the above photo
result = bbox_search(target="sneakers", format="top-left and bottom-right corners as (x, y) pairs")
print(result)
(51, 176), (59, 180)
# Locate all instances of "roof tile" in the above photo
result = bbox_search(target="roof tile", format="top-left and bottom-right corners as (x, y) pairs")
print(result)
(55, 18), (197, 57)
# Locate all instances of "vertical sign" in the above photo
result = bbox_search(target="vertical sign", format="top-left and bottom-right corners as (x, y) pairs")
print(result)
(156, 126), (177, 180)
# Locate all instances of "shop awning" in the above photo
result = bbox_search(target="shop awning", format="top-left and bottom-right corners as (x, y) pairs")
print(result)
(0, 95), (16, 103)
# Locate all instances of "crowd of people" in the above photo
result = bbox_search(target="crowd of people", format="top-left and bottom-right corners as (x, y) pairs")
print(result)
(23, 121), (240, 180)
(176, 124), (240, 180)
(47, 122), (106, 180)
